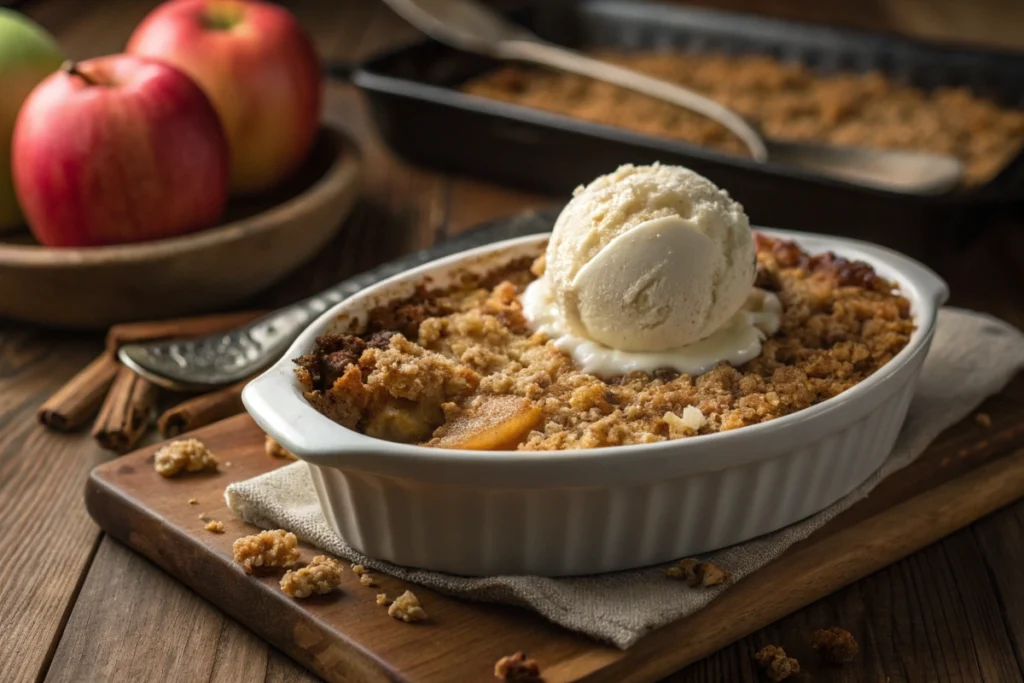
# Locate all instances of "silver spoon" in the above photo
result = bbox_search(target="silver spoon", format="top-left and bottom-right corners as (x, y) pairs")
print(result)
(381, 0), (964, 194)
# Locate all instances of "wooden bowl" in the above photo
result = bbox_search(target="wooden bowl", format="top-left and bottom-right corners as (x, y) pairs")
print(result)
(0, 125), (361, 329)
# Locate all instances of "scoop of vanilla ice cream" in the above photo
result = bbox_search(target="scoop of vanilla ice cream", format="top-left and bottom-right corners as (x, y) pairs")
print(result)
(545, 163), (756, 352)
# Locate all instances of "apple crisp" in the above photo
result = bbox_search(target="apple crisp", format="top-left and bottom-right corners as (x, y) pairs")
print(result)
(462, 52), (1024, 186)
(280, 556), (344, 598)
(812, 627), (859, 664)
(387, 590), (428, 622)
(232, 529), (301, 574)
(494, 652), (542, 682)
(297, 235), (913, 451)
(754, 645), (800, 682)
(153, 438), (218, 477)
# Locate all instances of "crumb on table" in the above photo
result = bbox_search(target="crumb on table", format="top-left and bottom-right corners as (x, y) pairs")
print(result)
(376, 593), (389, 606)
(754, 645), (800, 682)
(204, 520), (225, 533)
(265, 434), (298, 460)
(665, 558), (729, 587)
(359, 573), (376, 587)
(187, 498), (198, 505)
(494, 651), (542, 681)
(154, 438), (218, 477)
(280, 555), (344, 598)
(975, 412), (992, 428)
(232, 529), (301, 574)
(812, 627), (859, 663)
(387, 590), (428, 622)
(351, 563), (366, 576)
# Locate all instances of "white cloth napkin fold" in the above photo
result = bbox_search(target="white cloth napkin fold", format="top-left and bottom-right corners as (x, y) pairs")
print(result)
(226, 308), (1024, 648)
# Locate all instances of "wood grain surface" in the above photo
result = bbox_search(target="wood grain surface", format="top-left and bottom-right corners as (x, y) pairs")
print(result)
(84, 397), (1024, 683)
(1, 0), (1023, 682)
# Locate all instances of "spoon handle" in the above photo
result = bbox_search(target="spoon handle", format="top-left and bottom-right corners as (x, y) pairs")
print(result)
(497, 39), (768, 163)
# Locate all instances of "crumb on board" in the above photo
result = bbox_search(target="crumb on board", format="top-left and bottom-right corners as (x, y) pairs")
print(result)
(387, 590), (427, 622)
(232, 529), (301, 574)
(187, 498), (198, 505)
(205, 521), (225, 534)
(975, 412), (992, 428)
(665, 558), (729, 587)
(154, 438), (218, 477)
(351, 563), (366, 576)
(376, 593), (389, 606)
(266, 434), (298, 460)
(754, 645), (800, 682)
(359, 573), (376, 587)
(198, 513), (209, 522)
(494, 651), (542, 681)
(812, 627), (859, 663)
(280, 556), (344, 598)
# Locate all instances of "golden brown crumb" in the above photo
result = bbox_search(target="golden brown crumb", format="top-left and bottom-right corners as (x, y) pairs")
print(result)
(812, 627), (859, 663)
(205, 521), (225, 534)
(300, 236), (914, 451)
(463, 53), (1024, 185)
(198, 513), (209, 522)
(387, 590), (427, 622)
(232, 530), (301, 574)
(665, 558), (729, 587)
(154, 438), (218, 477)
(265, 434), (298, 460)
(187, 498), (198, 505)
(359, 573), (376, 587)
(376, 593), (390, 606)
(280, 556), (344, 598)
(754, 645), (800, 681)
(351, 563), (366, 575)
(494, 651), (542, 681)
(975, 412), (992, 428)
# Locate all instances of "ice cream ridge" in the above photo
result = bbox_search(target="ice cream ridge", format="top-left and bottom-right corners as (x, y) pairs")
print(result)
(523, 163), (782, 377)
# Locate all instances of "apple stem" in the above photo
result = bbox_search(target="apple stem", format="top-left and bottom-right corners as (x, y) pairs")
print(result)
(61, 60), (96, 86)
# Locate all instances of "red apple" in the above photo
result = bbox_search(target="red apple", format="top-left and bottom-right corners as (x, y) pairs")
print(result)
(127, 0), (322, 195)
(12, 55), (229, 247)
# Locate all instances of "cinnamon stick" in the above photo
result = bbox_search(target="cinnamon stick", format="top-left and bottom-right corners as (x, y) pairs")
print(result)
(157, 379), (249, 437)
(37, 352), (120, 431)
(105, 310), (268, 353)
(92, 366), (160, 453)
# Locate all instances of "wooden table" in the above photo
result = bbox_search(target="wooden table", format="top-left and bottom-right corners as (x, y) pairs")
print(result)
(2, 0), (1023, 681)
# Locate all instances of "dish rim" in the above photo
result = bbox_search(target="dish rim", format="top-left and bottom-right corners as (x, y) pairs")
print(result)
(243, 227), (948, 478)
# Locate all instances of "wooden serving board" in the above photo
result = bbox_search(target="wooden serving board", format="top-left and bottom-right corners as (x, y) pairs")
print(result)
(86, 375), (1024, 683)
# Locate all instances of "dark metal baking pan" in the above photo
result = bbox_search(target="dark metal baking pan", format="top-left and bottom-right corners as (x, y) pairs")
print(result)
(350, 1), (1024, 257)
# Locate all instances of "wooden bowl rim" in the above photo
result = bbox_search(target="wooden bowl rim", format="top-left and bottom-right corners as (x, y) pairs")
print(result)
(0, 124), (360, 268)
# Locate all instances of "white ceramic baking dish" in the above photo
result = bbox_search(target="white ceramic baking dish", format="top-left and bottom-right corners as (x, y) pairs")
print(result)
(243, 228), (948, 577)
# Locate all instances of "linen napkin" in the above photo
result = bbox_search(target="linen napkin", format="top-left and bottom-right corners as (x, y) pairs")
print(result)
(226, 308), (1024, 649)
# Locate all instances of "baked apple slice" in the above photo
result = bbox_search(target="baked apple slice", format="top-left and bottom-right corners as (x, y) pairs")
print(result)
(432, 396), (542, 451)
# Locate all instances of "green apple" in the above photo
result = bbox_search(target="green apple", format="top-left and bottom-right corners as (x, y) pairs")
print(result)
(0, 9), (62, 231)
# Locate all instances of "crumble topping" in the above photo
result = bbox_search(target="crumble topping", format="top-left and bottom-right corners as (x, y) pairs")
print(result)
(154, 438), (218, 477)
(204, 521), (225, 534)
(494, 652), (542, 681)
(812, 627), (859, 664)
(463, 51), (1024, 186)
(298, 236), (913, 451)
(232, 530), (301, 574)
(280, 556), (344, 598)
(754, 645), (800, 682)
(265, 435), (297, 460)
(376, 593), (390, 606)
(359, 573), (376, 587)
(387, 590), (428, 622)
(665, 559), (728, 587)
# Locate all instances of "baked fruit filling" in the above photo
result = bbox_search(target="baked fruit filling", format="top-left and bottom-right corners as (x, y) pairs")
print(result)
(296, 234), (914, 451)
